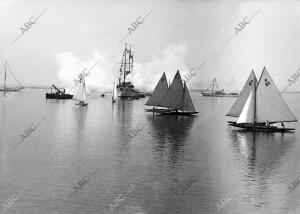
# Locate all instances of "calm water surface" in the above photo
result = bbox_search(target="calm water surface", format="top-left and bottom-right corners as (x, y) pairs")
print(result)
(0, 89), (300, 214)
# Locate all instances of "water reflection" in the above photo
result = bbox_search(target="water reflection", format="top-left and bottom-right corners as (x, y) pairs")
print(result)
(147, 115), (196, 166)
(229, 130), (296, 206)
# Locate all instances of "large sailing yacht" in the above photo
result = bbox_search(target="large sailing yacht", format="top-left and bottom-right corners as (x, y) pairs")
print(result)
(226, 67), (297, 131)
(117, 44), (145, 99)
(0, 61), (24, 92)
(157, 70), (198, 115)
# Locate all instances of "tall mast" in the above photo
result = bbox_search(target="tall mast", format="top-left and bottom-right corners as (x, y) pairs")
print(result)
(124, 44), (127, 83)
(253, 73), (257, 124)
(4, 60), (7, 92)
(128, 45), (131, 76)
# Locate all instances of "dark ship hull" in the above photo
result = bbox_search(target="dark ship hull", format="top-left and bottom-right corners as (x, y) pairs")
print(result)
(116, 82), (145, 99)
(46, 85), (73, 99)
(228, 121), (295, 132)
(46, 93), (73, 99)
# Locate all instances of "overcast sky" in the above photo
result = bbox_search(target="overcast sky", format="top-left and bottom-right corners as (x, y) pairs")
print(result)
(1, 0), (300, 92)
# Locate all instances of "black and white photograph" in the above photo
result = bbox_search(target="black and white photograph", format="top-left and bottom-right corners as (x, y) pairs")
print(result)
(0, 0), (300, 213)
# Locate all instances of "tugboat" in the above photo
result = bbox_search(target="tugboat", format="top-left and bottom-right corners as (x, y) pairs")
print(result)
(116, 44), (145, 99)
(46, 84), (73, 99)
(226, 68), (297, 132)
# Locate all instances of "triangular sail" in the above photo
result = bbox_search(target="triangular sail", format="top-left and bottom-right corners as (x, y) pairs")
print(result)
(256, 68), (297, 123)
(73, 79), (84, 101)
(112, 81), (117, 100)
(237, 91), (254, 124)
(158, 70), (184, 109)
(182, 82), (196, 112)
(1, 61), (23, 91)
(226, 70), (257, 117)
(146, 72), (168, 106)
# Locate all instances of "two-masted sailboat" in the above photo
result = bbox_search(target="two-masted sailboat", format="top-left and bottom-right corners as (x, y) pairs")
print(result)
(73, 72), (88, 106)
(226, 67), (297, 131)
(117, 44), (145, 99)
(146, 70), (198, 115)
(1, 61), (24, 92)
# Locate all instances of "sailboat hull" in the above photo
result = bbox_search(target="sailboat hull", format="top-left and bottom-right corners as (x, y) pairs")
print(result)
(75, 102), (88, 106)
(144, 108), (172, 113)
(0, 88), (22, 92)
(228, 122), (295, 132)
(161, 111), (199, 115)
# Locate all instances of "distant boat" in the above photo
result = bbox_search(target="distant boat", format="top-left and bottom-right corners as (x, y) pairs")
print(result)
(46, 84), (73, 99)
(201, 78), (225, 97)
(101, 93), (105, 97)
(73, 72), (88, 106)
(226, 67), (297, 132)
(145, 72), (171, 113)
(0, 61), (24, 92)
(157, 70), (198, 115)
(223, 78), (239, 97)
(116, 44), (145, 99)
(112, 81), (117, 103)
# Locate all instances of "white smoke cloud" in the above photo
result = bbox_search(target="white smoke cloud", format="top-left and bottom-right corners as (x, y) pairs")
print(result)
(128, 44), (190, 92)
(55, 44), (190, 94)
(55, 51), (114, 94)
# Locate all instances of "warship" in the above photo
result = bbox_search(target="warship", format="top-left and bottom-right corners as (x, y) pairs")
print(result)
(116, 44), (145, 99)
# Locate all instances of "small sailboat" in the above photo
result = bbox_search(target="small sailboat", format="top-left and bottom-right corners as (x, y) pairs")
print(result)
(112, 81), (117, 103)
(145, 72), (171, 113)
(73, 72), (88, 106)
(157, 70), (198, 115)
(224, 78), (239, 97)
(0, 61), (24, 92)
(226, 67), (297, 132)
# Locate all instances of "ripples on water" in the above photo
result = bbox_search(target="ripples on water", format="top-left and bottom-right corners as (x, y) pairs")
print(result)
(0, 89), (299, 214)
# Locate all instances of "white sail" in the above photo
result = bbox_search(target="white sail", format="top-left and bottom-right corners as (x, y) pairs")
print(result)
(112, 81), (117, 101)
(256, 68), (297, 123)
(237, 91), (254, 124)
(226, 70), (257, 117)
(73, 80), (84, 101)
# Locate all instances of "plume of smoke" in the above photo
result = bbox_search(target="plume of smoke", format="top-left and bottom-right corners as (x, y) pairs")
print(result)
(56, 51), (114, 94)
(128, 44), (190, 92)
